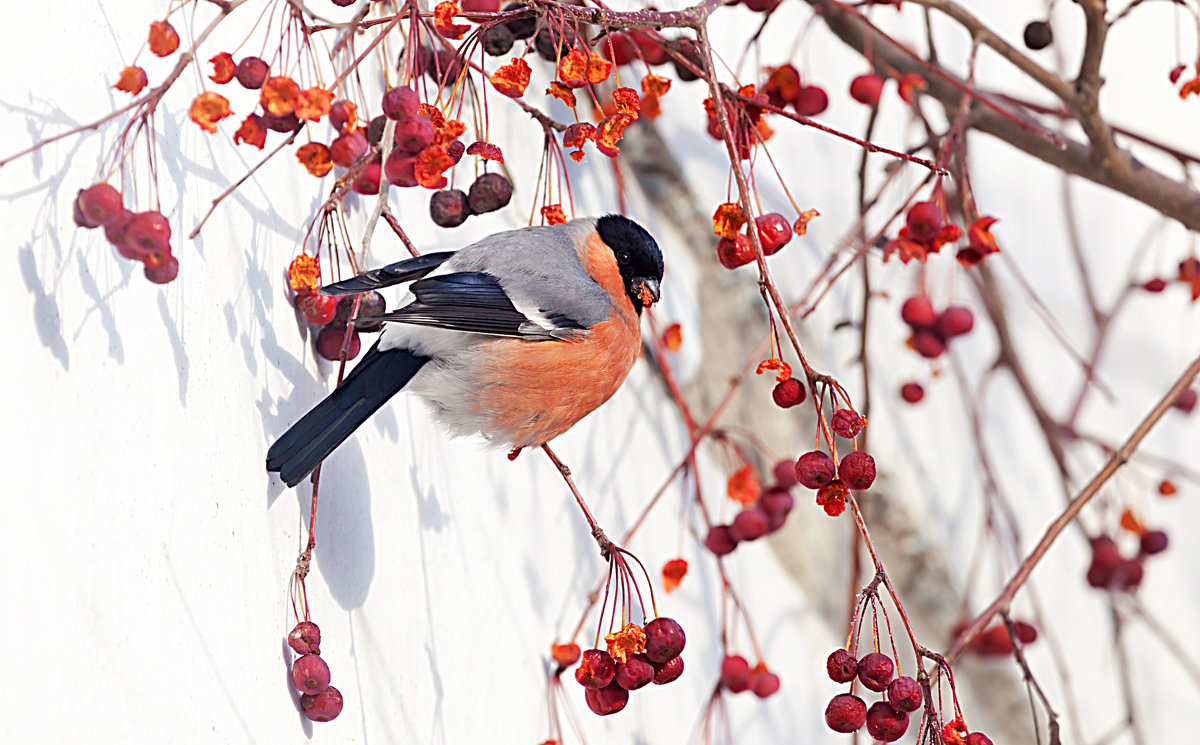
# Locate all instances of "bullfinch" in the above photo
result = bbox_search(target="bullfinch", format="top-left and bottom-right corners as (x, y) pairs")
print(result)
(267, 214), (664, 487)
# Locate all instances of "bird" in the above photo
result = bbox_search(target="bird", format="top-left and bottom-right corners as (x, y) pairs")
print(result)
(267, 214), (664, 488)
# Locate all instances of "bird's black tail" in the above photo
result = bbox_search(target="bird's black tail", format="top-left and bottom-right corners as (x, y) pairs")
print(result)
(267, 342), (428, 487)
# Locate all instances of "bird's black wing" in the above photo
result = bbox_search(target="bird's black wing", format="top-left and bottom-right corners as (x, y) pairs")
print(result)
(319, 251), (457, 295)
(363, 271), (585, 340)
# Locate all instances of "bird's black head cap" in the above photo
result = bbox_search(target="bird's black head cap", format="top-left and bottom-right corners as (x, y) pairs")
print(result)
(596, 214), (664, 313)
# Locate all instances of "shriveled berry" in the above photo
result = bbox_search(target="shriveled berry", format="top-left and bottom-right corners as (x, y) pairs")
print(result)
(866, 701), (909, 742)
(382, 86), (420, 120)
(900, 295), (937, 328)
(125, 211), (172, 256)
(826, 648), (858, 683)
(730, 507), (769, 542)
(297, 292), (338, 326)
(825, 693), (867, 733)
(483, 24), (515, 56)
(447, 140), (466, 164)
(816, 479), (849, 516)
(144, 253), (179, 284)
(614, 653), (654, 690)
(830, 408), (863, 438)
(936, 306), (974, 338)
(383, 149), (418, 188)
(905, 201), (943, 242)
(1023, 21), (1053, 50)
(887, 676), (921, 712)
(717, 235), (754, 269)
(330, 132), (368, 168)
(330, 99), (356, 132)
(900, 382), (925, 403)
(751, 669), (780, 698)
(772, 378), (805, 408)
(301, 685), (343, 722)
(703, 524), (738, 556)
(912, 330), (946, 358)
(838, 451), (876, 490)
(792, 85), (828, 116)
(288, 621), (322, 654)
(262, 110), (300, 133)
(316, 325), (361, 361)
(795, 451), (836, 489)
(755, 213), (793, 255)
(467, 173), (513, 214)
(430, 189), (472, 228)
(857, 652), (894, 692)
(395, 115), (435, 153)
(292, 654), (331, 695)
(849, 73), (884, 105)
(966, 732), (995, 745)
(651, 654), (684, 684)
(584, 680), (629, 716)
(1140, 529), (1169, 555)
(644, 617), (685, 663)
(235, 56), (269, 89)
(366, 115), (387, 147)
(351, 160), (382, 195)
(575, 649), (616, 689)
(720, 655), (751, 693)
(75, 184), (123, 228)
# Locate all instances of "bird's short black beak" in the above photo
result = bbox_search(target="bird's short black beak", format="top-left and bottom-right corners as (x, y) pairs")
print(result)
(633, 277), (661, 308)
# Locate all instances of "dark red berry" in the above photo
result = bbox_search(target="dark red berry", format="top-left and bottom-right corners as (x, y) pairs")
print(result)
(759, 488), (794, 519)
(772, 378), (806, 408)
(644, 617), (685, 663)
(599, 31), (638, 66)
(719, 654), (751, 693)
(332, 291), (386, 332)
(755, 213), (793, 255)
(1023, 21), (1053, 50)
(366, 114), (387, 147)
(144, 253), (179, 284)
(1142, 278), (1168, 292)
(482, 24), (515, 56)
(447, 140), (465, 164)
(467, 173), (513, 214)
(1086, 535), (1122, 588)
(1117, 557), (1145, 589)
(849, 73), (883, 105)
(104, 209), (136, 252)
(838, 451), (876, 490)
(1014, 621), (1038, 644)
(826, 649), (858, 683)
(329, 99), (356, 132)
(830, 408), (863, 438)
(75, 184), (123, 228)
(1140, 529), (1169, 555)
(330, 132), (368, 168)
(584, 680), (629, 716)
(912, 330), (946, 358)
(351, 160), (382, 195)
(795, 451), (836, 489)
(614, 653), (654, 690)
(301, 685), (343, 722)
(575, 649), (616, 689)
(866, 701), (909, 742)
(887, 676), (921, 712)
(501, 2), (536, 40)
(316, 326), (361, 361)
(905, 201), (943, 242)
(262, 109), (300, 133)
(234, 56), (269, 89)
(936, 306), (975, 338)
(966, 733), (995, 745)
(297, 292), (338, 326)
(792, 85), (828, 116)
(750, 669), (780, 698)
(772, 459), (800, 489)
(292, 654), (331, 695)
(430, 189), (472, 228)
(670, 38), (703, 82)
(651, 654), (684, 684)
(125, 211), (172, 256)
(288, 621), (322, 655)
(742, 0), (781, 12)
(382, 87), (420, 121)
(703, 524), (738, 556)
(716, 234), (754, 269)
(395, 115), (435, 153)
(825, 693), (867, 733)
(1175, 388), (1198, 413)
(383, 149), (418, 188)
(857, 652), (894, 692)
(900, 295), (937, 328)
(730, 507), (769, 542)
(900, 382), (925, 403)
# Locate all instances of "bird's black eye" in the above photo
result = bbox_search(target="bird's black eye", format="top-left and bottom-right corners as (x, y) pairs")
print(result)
(617, 250), (631, 264)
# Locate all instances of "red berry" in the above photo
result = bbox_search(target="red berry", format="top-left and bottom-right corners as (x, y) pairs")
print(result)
(144, 253), (180, 284)
(751, 669), (780, 698)
(330, 132), (368, 168)
(584, 680), (629, 716)
(75, 184), (123, 228)
(838, 451), (876, 490)
(1086, 535), (1122, 588)
(912, 330), (947, 358)
(631, 30), (669, 66)
(316, 326), (361, 361)
(900, 382), (925, 403)
(644, 617), (686, 663)
(966, 733), (995, 745)
(900, 295), (937, 328)
(1142, 278), (1167, 293)
(1117, 557), (1145, 589)
(288, 621), (322, 655)
(849, 73), (884, 105)
(301, 685), (343, 722)
(292, 654), (331, 695)
(830, 408), (863, 438)
(383, 149), (418, 188)
(1140, 529), (1169, 555)
(730, 507), (769, 542)
(905, 201), (943, 242)
(1175, 388), (1198, 413)
(792, 85), (828, 116)
(1023, 20), (1053, 50)
(1014, 620), (1038, 644)
(329, 99), (356, 132)
(759, 488), (794, 519)
(600, 32), (638, 66)
(651, 655), (684, 684)
(887, 675), (921, 712)
(104, 209), (136, 252)
(772, 378), (805, 408)
(382, 86), (420, 120)
(772, 459), (800, 489)
(755, 213), (793, 255)
(575, 649), (616, 689)
(815, 479), (849, 516)
(467, 173), (513, 214)
(742, 0), (781, 12)
(297, 292), (338, 326)
(430, 189), (472, 228)
(826, 649), (858, 685)
(235, 56), (269, 89)
(866, 701), (909, 742)
(716, 234), (754, 269)
(394, 115), (435, 153)
(825, 693), (867, 733)
(936, 306), (975, 338)
(703, 524), (738, 556)
(125, 211), (172, 256)
(719, 655), (751, 693)
(447, 140), (466, 164)
(857, 652), (894, 692)
(614, 653), (654, 690)
(795, 451), (836, 489)
(351, 160), (382, 195)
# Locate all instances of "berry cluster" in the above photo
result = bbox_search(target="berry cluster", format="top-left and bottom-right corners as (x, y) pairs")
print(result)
(703, 460), (796, 556)
(763, 64), (828, 117)
(715, 211), (795, 269)
(793, 428), (876, 517)
(955, 619), (1038, 657)
(823, 649), (916, 741)
(571, 618), (686, 715)
(73, 184), (178, 284)
(882, 199), (1000, 266)
(900, 295), (975, 359)
(719, 654), (780, 698)
(288, 621), (343, 722)
(1086, 529), (1169, 592)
